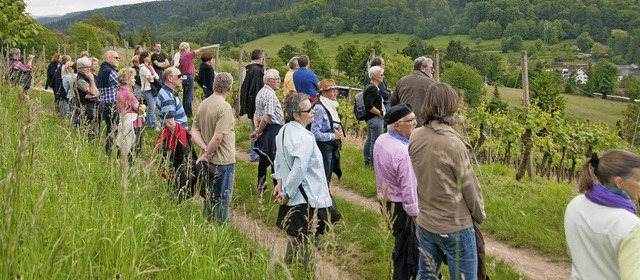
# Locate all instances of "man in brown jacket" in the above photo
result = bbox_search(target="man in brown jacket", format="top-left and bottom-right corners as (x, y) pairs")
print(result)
(392, 56), (435, 126)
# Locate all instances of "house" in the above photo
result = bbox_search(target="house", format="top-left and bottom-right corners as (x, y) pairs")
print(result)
(561, 65), (589, 84)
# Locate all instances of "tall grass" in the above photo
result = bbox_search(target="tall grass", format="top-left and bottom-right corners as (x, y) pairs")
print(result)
(0, 84), (283, 279)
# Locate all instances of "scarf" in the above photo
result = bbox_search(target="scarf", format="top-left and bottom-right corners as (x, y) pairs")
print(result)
(585, 183), (637, 214)
(319, 96), (340, 124)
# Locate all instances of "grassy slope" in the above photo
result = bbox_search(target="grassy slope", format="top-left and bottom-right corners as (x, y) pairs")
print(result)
(0, 88), (285, 279)
(496, 86), (627, 127)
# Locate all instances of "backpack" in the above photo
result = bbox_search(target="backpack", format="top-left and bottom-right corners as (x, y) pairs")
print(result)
(353, 84), (373, 121)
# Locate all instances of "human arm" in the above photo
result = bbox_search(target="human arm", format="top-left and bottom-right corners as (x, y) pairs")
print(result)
(364, 85), (383, 117)
(619, 224), (640, 280)
(251, 113), (270, 141)
(196, 132), (224, 164)
(399, 155), (419, 217)
(280, 131), (313, 200)
(310, 106), (340, 142)
(195, 44), (220, 54)
(456, 142), (486, 224)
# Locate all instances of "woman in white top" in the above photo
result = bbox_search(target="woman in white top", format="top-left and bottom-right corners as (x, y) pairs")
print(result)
(564, 149), (640, 279)
(138, 51), (160, 130)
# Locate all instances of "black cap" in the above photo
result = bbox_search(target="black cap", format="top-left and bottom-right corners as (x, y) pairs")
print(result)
(384, 103), (413, 125)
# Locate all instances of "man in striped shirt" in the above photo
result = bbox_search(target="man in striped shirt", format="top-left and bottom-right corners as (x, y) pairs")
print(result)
(157, 67), (188, 131)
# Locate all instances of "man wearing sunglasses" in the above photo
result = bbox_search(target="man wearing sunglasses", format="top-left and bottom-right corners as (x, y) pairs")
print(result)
(157, 67), (188, 132)
(97, 50), (121, 155)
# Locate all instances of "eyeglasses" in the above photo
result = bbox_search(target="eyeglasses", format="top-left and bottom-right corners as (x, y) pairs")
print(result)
(398, 118), (416, 124)
(300, 107), (313, 114)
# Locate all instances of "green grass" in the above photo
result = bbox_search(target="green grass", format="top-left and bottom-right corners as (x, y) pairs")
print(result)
(0, 86), (288, 279)
(234, 122), (525, 279)
(495, 85), (627, 127)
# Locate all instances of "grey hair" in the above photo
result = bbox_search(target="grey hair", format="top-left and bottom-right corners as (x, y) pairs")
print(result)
(213, 72), (233, 93)
(9, 48), (20, 56)
(61, 55), (72, 64)
(179, 42), (190, 50)
(288, 57), (299, 69)
(368, 66), (384, 79)
(413, 56), (433, 70)
(76, 57), (92, 69)
(263, 69), (280, 84)
(102, 50), (117, 60)
(284, 93), (310, 117)
(162, 66), (179, 81)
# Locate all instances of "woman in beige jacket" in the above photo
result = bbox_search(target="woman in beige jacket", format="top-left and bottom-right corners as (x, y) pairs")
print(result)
(408, 82), (486, 280)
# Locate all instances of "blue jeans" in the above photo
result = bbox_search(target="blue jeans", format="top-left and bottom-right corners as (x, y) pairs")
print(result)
(249, 120), (259, 161)
(417, 226), (477, 280)
(143, 90), (157, 128)
(203, 163), (235, 223)
(181, 74), (194, 117)
(364, 116), (383, 164)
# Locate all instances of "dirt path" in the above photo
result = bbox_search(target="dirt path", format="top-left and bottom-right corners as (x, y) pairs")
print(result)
(236, 149), (572, 280)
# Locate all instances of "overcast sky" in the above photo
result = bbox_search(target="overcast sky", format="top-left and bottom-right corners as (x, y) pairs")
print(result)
(26, 0), (163, 17)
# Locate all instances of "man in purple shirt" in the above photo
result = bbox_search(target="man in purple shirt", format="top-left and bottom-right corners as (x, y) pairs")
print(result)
(373, 103), (419, 280)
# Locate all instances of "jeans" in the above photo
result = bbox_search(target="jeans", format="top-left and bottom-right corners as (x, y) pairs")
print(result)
(57, 99), (69, 117)
(203, 163), (235, 223)
(143, 90), (157, 128)
(100, 104), (119, 155)
(249, 120), (259, 161)
(364, 116), (384, 164)
(417, 226), (477, 280)
(181, 74), (194, 117)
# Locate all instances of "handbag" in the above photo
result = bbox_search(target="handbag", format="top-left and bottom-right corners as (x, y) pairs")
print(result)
(150, 78), (163, 96)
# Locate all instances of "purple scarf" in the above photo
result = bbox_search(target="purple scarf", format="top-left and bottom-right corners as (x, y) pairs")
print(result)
(585, 183), (637, 214)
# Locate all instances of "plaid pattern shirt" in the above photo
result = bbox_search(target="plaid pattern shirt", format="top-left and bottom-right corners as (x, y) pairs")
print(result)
(255, 85), (284, 125)
(98, 69), (119, 103)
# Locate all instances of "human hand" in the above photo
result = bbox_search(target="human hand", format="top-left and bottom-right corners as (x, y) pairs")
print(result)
(250, 131), (262, 141)
(334, 129), (343, 140)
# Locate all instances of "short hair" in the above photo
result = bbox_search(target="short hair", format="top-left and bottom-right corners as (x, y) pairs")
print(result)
(422, 82), (460, 126)
(80, 50), (90, 57)
(213, 72), (233, 93)
(368, 66), (384, 79)
(179, 42), (190, 50)
(284, 93), (310, 117)
(263, 69), (280, 83)
(251, 49), (264, 60)
(371, 57), (383, 66)
(51, 53), (61, 63)
(139, 51), (150, 62)
(413, 56), (433, 71)
(162, 66), (178, 81)
(76, 57), (92, 69)
(131, 55), (140, 64)
(103, 50), (117, 60)
(201, 53), (212, 62)
(154, 42), (162, 47)
(9, 48), (20, 56)
(117, 67), (136, 85)
(298, 55), (309, 68)
(61, 55), (72, 64)
(288, 57), (299, 69)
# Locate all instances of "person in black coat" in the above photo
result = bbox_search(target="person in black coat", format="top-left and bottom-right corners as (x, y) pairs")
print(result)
(198, 53), (215, 98)
(45, 53), (61, 90)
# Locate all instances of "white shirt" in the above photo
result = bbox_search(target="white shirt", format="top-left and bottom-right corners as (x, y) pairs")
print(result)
(564, 194), (640, 279)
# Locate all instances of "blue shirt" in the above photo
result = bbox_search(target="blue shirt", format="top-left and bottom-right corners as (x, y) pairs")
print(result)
(292, 67), (319, 97)
(273, 121), (333, 208)
(311, 102), (337, 142)
(156, 85), (188, 129)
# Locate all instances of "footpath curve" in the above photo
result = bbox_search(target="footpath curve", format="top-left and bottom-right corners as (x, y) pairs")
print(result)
(235, 149), (571, 280)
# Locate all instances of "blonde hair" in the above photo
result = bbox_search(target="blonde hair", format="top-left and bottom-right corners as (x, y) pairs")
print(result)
(117, 67), (136, 85)
(63, 61), (75, 75)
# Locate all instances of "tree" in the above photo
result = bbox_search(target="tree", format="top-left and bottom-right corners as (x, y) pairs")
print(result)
(501, 35), (523, 53)
(576, 32), (595, 52)
(488, 85), (508, 114)
(444, 40), (470, 64)
(530, 71), (566, 114)
(301, 39), (332, 78)
(474, 21), (502, 40)
(400, 37), (434, 59)
(335, 43), (359, 79)
(141, 27), (152, 48)
(441, 62), (486, 110)
(586, 59), (619, 99)
(322, 17), (344, 37)
(623, 75), (640, 101)
(277, 44), (300, 65)
(67, 23), (104, 59)
(0, 0), (41, 46)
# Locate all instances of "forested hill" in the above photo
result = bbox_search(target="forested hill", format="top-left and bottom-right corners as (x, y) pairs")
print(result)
(44, 0), (640, 46)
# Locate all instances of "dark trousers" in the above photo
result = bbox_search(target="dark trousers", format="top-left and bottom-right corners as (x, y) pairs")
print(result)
(100, 103), (119, 155)
(386, 201), (418, 280)
(257, 152), (276, 193)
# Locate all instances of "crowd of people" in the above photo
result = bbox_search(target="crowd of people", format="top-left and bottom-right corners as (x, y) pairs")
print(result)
(8, 42), (640, 279)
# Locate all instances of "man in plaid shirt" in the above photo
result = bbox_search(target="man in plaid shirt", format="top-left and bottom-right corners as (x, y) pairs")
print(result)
(97, 50), (121, 155)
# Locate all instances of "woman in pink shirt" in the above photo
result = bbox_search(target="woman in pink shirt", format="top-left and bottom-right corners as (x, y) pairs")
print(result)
(115, 68), (146, 163)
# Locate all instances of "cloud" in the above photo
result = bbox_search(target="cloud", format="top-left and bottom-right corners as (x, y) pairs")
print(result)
(26, 0), (161, 17)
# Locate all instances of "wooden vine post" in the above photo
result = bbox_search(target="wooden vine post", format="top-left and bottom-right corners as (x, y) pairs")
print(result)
(516, 50), (534, 180)
(434, 49), (440, 82)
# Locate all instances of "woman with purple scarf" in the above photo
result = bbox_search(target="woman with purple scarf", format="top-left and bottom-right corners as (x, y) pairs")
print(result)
(564, 150), (640, 279)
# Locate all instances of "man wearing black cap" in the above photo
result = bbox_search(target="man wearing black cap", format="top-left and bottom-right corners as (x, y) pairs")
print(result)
(373, 103), (419, 280)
